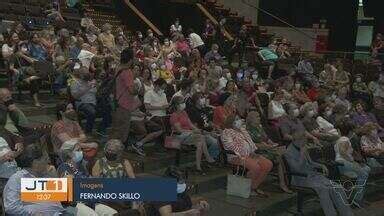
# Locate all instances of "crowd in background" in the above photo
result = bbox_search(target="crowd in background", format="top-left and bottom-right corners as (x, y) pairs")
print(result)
(0, 2), (384, 214)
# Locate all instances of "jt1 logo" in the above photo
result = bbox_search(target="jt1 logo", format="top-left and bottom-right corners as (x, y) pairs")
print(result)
(21, 178), (72, 202)
(25, 180), (63, 191)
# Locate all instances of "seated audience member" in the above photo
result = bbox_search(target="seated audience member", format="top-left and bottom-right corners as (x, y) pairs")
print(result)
(4, 144), (65, 215)
(51, 104), (98, 163)
(213, 95), (236, 130)
(301, 103), (339, 145)
(222, 115), (273, 197)
(170, 96), (215, 174)
(280, 103), (320, 147)
(372, 96), (384, 128)
(319, 63), (336, 89)
(8, 34), (43, 107)
(204, 44), (221, 63)
(57, 140), (89, 178)
(297, 57), (317, 85)
(360, 123), (384, 160)
(351, 101), (379, 128)
(284, 131), (353, 216)
(333, 60), (350, 89)
(334, 86), (351, 112)
(292, 81), (311, 105)
(92, 139), (135, 178)
(129, 108), (163, 156)
(334, 136), (370, 208)
(172, 79), (193, 102)
(144, 78), (169, 130)
(352, 74), (370, 101)
(186, 92), (220, 160)
(69, 68), (98, 134)
(0, 137), (20, 178)
(149, 166), (210, 216)
(267, 89), (287, 125)
(246, 111), (292, 193)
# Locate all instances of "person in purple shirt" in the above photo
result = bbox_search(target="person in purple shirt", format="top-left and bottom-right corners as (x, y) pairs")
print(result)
(352, 101), (384, 137)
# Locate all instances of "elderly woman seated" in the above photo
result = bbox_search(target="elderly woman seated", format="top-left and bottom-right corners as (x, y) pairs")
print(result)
(301, 102), (340, 145)
(360, 123), (384, 167)
(222, 115), (273, 197)
(57, 139), (89, 178)
(246, 111), (292, 193)
(334, 136), (370, 208)
(92, 139), (135, 178)
(170, 96), (216, 175)
(351, 101), (384, 137)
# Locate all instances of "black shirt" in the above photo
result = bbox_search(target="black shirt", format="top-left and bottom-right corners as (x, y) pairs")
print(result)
(149, 192), (192, 216)
(186, 104), (213, 131)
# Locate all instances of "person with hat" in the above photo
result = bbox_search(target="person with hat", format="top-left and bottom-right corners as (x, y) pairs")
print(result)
(352, 73), (370, 101)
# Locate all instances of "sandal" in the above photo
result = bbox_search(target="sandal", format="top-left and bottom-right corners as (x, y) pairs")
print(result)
(194, 168), (207, 176)
(255, 189), (270, 198)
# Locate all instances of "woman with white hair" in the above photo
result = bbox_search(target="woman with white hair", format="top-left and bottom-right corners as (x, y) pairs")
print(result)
(334, 136), (370, 208)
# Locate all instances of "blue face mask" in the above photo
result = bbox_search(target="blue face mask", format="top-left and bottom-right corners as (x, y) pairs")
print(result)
(177, 183), (187, 194)
(73, 151), (83, 163)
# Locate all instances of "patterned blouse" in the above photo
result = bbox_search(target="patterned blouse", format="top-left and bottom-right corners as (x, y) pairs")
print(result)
(222, 127), (257, 160)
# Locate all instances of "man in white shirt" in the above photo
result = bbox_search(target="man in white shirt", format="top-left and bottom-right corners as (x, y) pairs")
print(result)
(144, 78), (169, 119)
(188, 28), (205, 53)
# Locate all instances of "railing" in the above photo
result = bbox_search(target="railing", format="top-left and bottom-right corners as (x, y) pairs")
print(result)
(241, 0), (316, 40)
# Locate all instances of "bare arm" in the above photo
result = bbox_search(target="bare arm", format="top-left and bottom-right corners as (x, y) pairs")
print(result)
(123, 159), (135, 178)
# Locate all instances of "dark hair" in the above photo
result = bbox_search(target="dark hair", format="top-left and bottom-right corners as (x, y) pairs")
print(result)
(336, 119), (355, 136)
(17, 144), (44, 168)
(120, 48), (134, 64)
(179, 79), (193, 91)
(163, 166), (185, 182)
(154, 78), (166, 87)
(191, 92), (203, 104)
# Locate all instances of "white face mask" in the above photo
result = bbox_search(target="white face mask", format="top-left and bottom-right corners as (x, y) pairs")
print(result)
(177, 183), (187, 194)
(226, 73), (232, 80)
(178, 103), (186, 111)
(158, 89), (165, 95)
(164, 41), (170, 46)
(233, 119), (243, 129)
(21, 47), (28, 53)
(307, 110), (315, 118)
(148, 33), (154, 37)
(356, 78), (362, 82)
(325, 109), (333, 117)
(73, 151), (83, 163)
(198, 98), (206, 107)
(252, 74), (258, 80)
(138, 34), (143, 38)
(293, 109), (300, 117)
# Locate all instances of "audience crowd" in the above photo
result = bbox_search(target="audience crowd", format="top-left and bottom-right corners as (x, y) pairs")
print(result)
(0, 3), (384, 215)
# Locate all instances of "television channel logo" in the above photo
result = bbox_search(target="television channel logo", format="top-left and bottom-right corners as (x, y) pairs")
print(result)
(21, 178), (73, 202)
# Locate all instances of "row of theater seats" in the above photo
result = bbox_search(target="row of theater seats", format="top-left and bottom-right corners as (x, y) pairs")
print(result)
(1, 0), (47, 6)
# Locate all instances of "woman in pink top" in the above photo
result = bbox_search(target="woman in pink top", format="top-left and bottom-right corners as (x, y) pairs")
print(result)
(170, 96), (215, 175)
(175, 35), (191, 57)
(221, 115), (273, 197)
